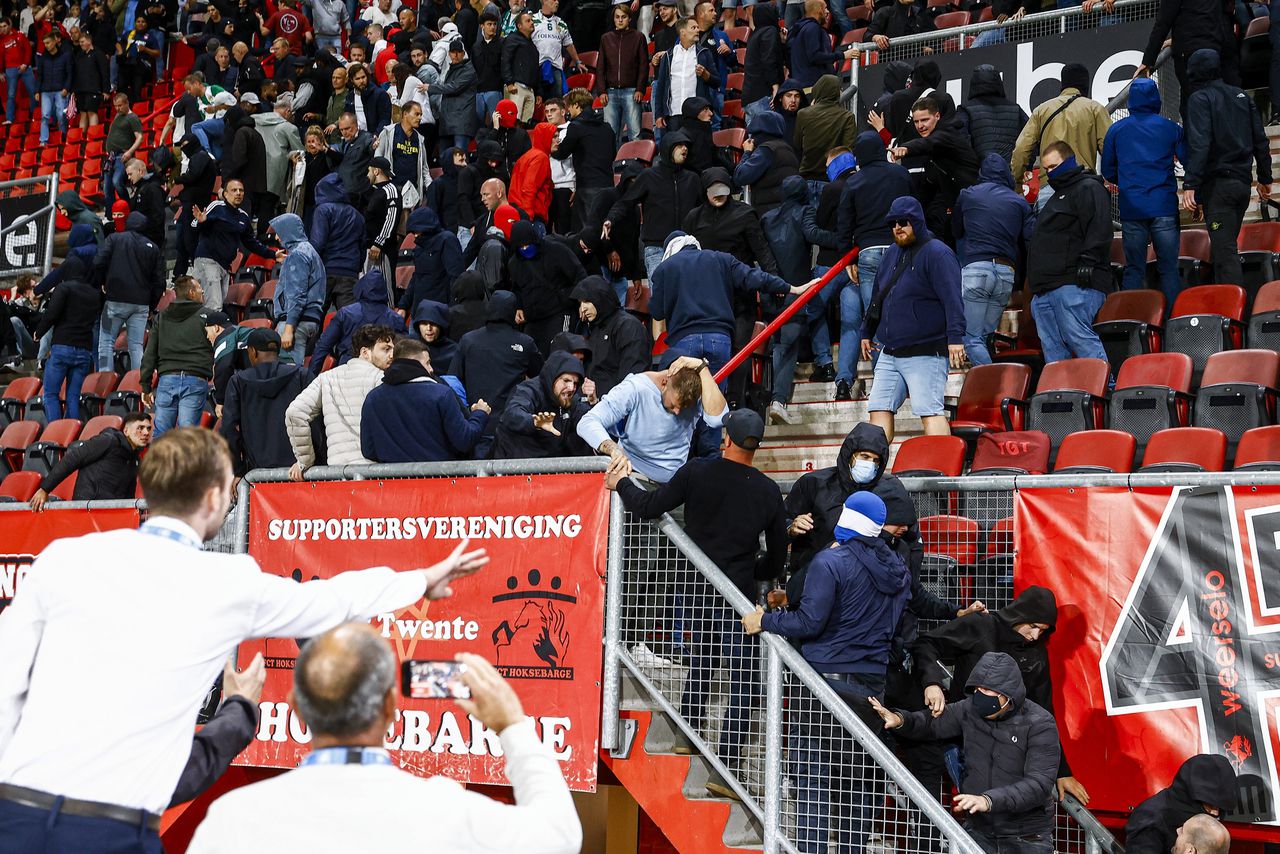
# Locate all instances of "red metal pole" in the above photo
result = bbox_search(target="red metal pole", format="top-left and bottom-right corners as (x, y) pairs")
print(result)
(712, 247), (859, 385)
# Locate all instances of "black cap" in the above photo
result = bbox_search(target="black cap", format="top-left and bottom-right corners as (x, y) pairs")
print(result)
(201, 310), (232, 329)
(724, 409), (765, 451)
(449, 39), (466, 52)
(369, 156), (392, 174)
(246, 327), (282, 351)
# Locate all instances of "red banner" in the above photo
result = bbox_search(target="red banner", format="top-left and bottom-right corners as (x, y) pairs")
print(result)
(237, 474), (609, 791)
(0, 507), (142, 614)
(1017, 486), (1280, 828)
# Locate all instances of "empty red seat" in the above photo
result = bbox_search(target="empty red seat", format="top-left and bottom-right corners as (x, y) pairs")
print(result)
(23, 418), (83, 475)
(78, 371), (120, 418)
(250, 279), (278, 318)
(1092, 289), (1165, 376)
(969, 430), (1051, 475)
(891, 435), (966, 477)
(238, 318), (273, 329)
(77, 414), (124, 443)
(1248, 281), (1280, 350)
(1178, 229), (1212, 286)
(104, 371), (143, 419)
(1053, 430), (1136, 473)
(919, 514), (981, 603)
(948, 364), (1032, 441)
(1024, 358), (1109, 458)
(1164, 284), (1246, 387)
(1107, 352), (1195, 463)
(0, 471), (42, 502)
(1235, 425), (1280, 470)
(0, 377), (43, 426)
(615, 140), (656, 170)
(0, 421), (40, 475)
(223, 282), (258, 322)
(1139, 427), (1227, 472)
(933, 10), (970, 28)
(1238, 222), (1280, 302)
(1193, 349), (1280, 461)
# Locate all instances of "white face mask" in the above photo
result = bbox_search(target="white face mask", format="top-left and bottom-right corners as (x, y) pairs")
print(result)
(851, 458), (878, 484)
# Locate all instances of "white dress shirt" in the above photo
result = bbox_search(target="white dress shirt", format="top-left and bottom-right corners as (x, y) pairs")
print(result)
(0, 517), (432, 813)
(186, 719), (583, 853)
(668, 43), (699, 118)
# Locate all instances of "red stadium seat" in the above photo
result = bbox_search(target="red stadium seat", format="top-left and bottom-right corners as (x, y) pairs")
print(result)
(846, 4), (872, 21)
(1025, 358), (1109, 459)
(1249, 280), (1280, 350)
(23, 418), (83, 475)
(1093, 289), (1164, 375)
(948, 363), (1031, 441)
(725, 25), (749, 44)
(724, 72), (744, 96)
(1193, 349), (1280, 462)
(1053, 430), (1136, 473)
(50, 470), (78, 501)
(891, 435), (966, 476)
(238, 318), (273, 329)
(970, 430), (1051, 475)
(1107, 352), (1195, 464)
(1163, 284), (1246, 387)
(0, 377), (43, 427)
(1235, 425), (1280, 470)
(0, 421), (40, 475)
(249, 279), (277, 319)
(223, 282), (258, 322)
(577, 50), (597, 70)
(565, 72), (595, 91)
(933, 10), (970, 28)
(721, 99), (744, 127)
(614, 139), (656, 171)
(77, 372), (120, 418)
(77, 415), (124, 444)
(0, 471), (42, 502)
(991, 306), (1043, 375)
(1139, 427), (1227, 472)
(1238, 222), (1280, 302)
(918, 514), (982, 602)
(104, 371), (144, 419)
(1178, 229), (1212, 286)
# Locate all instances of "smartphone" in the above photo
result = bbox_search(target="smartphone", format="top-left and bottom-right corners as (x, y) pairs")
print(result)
(401, 660), (471, 700)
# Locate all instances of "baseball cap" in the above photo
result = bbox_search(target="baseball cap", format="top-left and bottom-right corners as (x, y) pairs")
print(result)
(656, 0), (677, 6)
(448, 38), (466, 52)
(369, 156), (393, 173)
(724, 409), (765, 451)
(246, 327), (283, 352)
(201, 310), (232, 329)
(240, 92), (260, 105)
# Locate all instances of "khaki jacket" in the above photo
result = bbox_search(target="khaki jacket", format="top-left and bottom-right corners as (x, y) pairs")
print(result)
(1010, 87), (1112, 189)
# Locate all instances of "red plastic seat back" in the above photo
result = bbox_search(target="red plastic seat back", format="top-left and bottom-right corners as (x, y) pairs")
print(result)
(0, 471), (41, 501)
(1238, 221), (1280, 253)
(1235, 426), (1280, 468)
(1, 377), (42, 403)
(891, 435), (966, 476)
(918, 515), (980, 565)
(1252, 281), (1280, 314)
(1094, 290), (1165, 327)
(1200, 349), (1280, 388)
(1171, 284), (1247, 321)
(986, 517), (1014, 557)
(1180, 229), (1212, 262)
(115, 370), (143, 395)
(1054, 430), (1136, 473)
(954, 364), (1032, 430)
(50, 470), (78, 500)
(0, 421), (40, 450)
(971, 430), (1051, 474)
(1142, 427), (1227, 471)
(38, 419), (82, 447)
(614, 140), (656, 166)
(79, 415), (124, 441)
(1034, 358), (1109, 395)
(1115, 352), (1193, 392)
(79, 371), (119, 400)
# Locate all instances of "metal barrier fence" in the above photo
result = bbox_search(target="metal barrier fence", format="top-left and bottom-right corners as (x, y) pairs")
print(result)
(0, 174), (58, 279)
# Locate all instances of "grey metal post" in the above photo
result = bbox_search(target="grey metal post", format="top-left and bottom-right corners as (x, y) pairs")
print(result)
(601, 491), (625, 751)
(762, 643), (783, 854)
(44, 173), (58, 274)
(231, 476), (250, 554)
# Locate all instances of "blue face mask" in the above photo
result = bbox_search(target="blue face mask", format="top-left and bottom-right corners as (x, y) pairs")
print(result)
(1047, 155), (1078, 181)
(517, 244), (538, 259)
(851, 458), (878, 484)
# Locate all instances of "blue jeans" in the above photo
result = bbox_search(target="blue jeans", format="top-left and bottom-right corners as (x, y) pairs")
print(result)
(452, 133), (473, 151)
(39, 90), (68, 142)
(315, 33), (343, 52)
(743, 95), (772, 128)
(868, 352), (949, 416)
(604, 87), (642, 144)
(772, 286), (834, 404)
(0, 799), (164, 854)
(103, 152), (127, 211)
(9, 318), (34, 358)
(153, 374), (209, 436)
(276, 319), (318, 366)
(43, 344), (94, 421)
(836, 246), (885, 383)
(643, 244), (665, 281)
(971, 27), (1005, 48)
(825, 0), (854, 34)
(961, 261), (1016, 366)
(99, 301), (149, 372)
(4, 67), (37, 123)
(192, 117), (226, 159)
(664, 331), (733, 382)
(792, 671), (886, 853)
(1029, 285), (1108, 364)
(709, 87), (724, 131)
(476, 90), (502, 126)
(1122, 215), (1181, 308)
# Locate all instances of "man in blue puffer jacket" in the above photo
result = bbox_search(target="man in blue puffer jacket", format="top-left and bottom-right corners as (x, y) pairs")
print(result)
(309, 269), (407, 372)
(400, 208), (464, 311)
(310, 173), (366, 310)
(269, 213), (327, 365)
(1101, 76), (1186, 309)
(861, 195), (965, 444)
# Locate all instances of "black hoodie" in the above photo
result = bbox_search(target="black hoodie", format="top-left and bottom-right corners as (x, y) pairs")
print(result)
(493, 351), (593, 459)
(957, 65), (1029, 163)
(742, 4), (784, 106)
(682, 167), (779, 278)
(887, 61), (956, 146)
(220, 360), (307, 475)
(34, 256), (103, 352)
(448, 271), (488, 342)
(427, 147), (464, 230)
(177, 136), (218, 206)
(586, 160), (645, 279)
(677, 97), (730, 176)
(1125, 755), (1239, 854)
(553, 106), (616, 190)
(1183, 48), (1272, 192)
(569, 276), (650, 397)
(452, 290), (544, 438)
(457, 140), (511, 224)
(222, 106), (268, 193)
(507, 220), (586, 324)
(93, 211), (167, 309)
(413, 299), (458, 375)
(606, 131), (704, 247)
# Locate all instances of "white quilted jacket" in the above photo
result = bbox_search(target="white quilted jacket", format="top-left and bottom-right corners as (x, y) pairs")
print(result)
(285, 358), (384, 467)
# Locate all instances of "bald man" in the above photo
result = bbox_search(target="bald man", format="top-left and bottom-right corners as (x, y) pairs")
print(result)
(461, 178), (529, 269)
(1174, 814), (1231, 854)
(188, 624), (582, 852)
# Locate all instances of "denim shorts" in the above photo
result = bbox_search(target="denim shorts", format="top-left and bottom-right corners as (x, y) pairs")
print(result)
(867, 352), (948, 417)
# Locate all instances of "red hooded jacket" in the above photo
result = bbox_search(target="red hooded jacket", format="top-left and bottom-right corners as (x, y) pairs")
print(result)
(508, 122), (555, 223)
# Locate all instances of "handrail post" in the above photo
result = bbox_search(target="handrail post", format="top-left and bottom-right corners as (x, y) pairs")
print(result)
(762, 643), (783, 854)
(601, 492), (625, 751)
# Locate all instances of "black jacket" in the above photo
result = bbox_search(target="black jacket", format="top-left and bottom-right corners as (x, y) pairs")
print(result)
(887, 62), (956, 145)
(682, 168), (779, 277)
(815, 157), (855, 267)
(895, 652), (1061, 838)
(912, 585), (1072, 780)
(34, 268), (102, 352)
(1143, 0), (1235, 67)
(570, 276), (649, 397)
(169, 696), (259, 807)
(94, 212), (167, 309)
(473, 33), (504, 92)
(402, 207), (463, 310)
(1026, 162), (1113, 296)
(223, 108), (269, 193)
(337, 129), (376, 198)
(1183, 48), (1272, 192)
(220, 360), (306, 476)
(741, 5), (785, 105)
(677, 97), (731, 176)
(176, 138), (218, 206)
(457, 141), (510, 224)
(956, 65), (1029, 163)
(476, 125), (532, 173)
(427, 147), (464, 231)
(605, 132), (703, 247)
(1124, 755), (1239, 854)
(553, 107), (615, 190)
(500, 30), (539, 88)
(866, 2), (935, 39)
(493, 351), (593, 459)
(71, 46), (111, 94)
(507, 220), (587, 323)
(125, 175), (168, 247)
(452, 291), (544, 438)
(38, 428), (142, 499)
(448, 271), (488, 342)
(899, 118), (981, 233)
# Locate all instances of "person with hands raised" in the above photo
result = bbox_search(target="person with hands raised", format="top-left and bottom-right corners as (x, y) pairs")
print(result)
(494, 351), (594, 459)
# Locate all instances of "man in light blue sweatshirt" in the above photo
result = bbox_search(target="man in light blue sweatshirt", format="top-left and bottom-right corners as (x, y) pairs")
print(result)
(268, 214), (327, 365)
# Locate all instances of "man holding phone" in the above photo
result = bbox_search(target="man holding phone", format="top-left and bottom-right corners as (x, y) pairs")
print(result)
(188, 623), (583, 852)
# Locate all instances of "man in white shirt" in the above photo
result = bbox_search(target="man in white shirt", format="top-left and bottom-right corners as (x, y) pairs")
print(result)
(543, 97), (576, 234)
(188, 624), (583, 853)
(530, 0), (580, 99)
(654, 17), (712, 135)
(0, 427), (488, 853)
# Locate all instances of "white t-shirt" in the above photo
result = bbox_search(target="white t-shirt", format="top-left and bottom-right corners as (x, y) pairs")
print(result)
(531, 12), (573, 70)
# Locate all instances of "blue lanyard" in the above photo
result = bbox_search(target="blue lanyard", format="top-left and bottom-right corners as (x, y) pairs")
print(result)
(138, 522), (203, 551)
(300, 747), (394, 767)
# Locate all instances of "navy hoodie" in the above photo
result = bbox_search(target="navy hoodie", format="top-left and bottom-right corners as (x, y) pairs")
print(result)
(311, 269), (408, 368)
(361, 357), (487, 462)
(863, 196), (965, 355)
(787, 16), (844, 90)
(837, 131), (913, 251)
(402, 207), (464, 311)
(310, 174), (367, 278)
(413, 299), (458, 375)
(452, 291), (544, 440)
(1100, 77), (1186, 220)
(953, 153), (1035, 267)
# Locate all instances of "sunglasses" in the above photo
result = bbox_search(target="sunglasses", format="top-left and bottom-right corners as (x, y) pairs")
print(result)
(891, 219), (912, 228)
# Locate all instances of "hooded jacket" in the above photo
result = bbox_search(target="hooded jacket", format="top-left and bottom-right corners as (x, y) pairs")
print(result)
(38, 427), (143, 500)
(507, 219), (586, 324)
(220, 360), (307, 475)
(677, 97), (729, 176)
(894, 652), (1061, 838)
(570, 276), (649, 396)
(912, 585), (1072, 780)
(94, 211), (166, 308)
(795, 75), (858, 180)
(763, 175), (835, 286)
(476, 124), (533, 173)
(311, 270), (408, 369)
(682, 167), (779, 276)
(770, 79), (809, 148)
(652, 41), (720, 122)
(815, 151), (857, 267)
(650, 238), (791, 342)
(1026, 160), (1113, 296)
(957, 65), (1028, 163)
(761, 527), (911, 675)
(34, 256), (102, 352)
(787, 15), (844, 89)
(176, 136), (218, 206)
(837, 131), (912, 250)
(252, 110), (304, 199)
(1183, 48), (1272, 192)
(413, 299), (458, 375)
(742, 4), (785, 105)
(286, 354), (384, 467)
(887, 62), (957, 146)
(863, 196), (965, 356)
(550, 107), (614, 191)
(954, 153), (1035, 268)
(1101, 78), (1185, 220)
(452, 290), (544, 441)
(1142, 0), (1235, 68)
(427, 147), (464, 230)
(222, 107), (268, 193)
(509, 123), (555, 222)
(269, 214), (326, 328)
(402, 207), (464, 311)
(872, 60), (913, 117)
(311, 174), (367, 278)
(361, 357), (488, 462)
(139, 299), (214, 393)
(1124, 755), (1239, 854)
(457, 141), (511, 224)
(37, 224), (98, 297)
(56, 191), (104, 244)
(124, 171), (168, 247)
(784, 422), (895, 572)
(733, 110), (801, 216)
(586, 161), (645, 280)
(606, 132), (704, 247)
(448, 271), (488, 342)
(493, 351), (593, 459)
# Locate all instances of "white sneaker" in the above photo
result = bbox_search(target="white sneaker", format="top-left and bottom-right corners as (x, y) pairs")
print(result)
(629, 642), (674, 669)
(767, 401), (796, 425)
